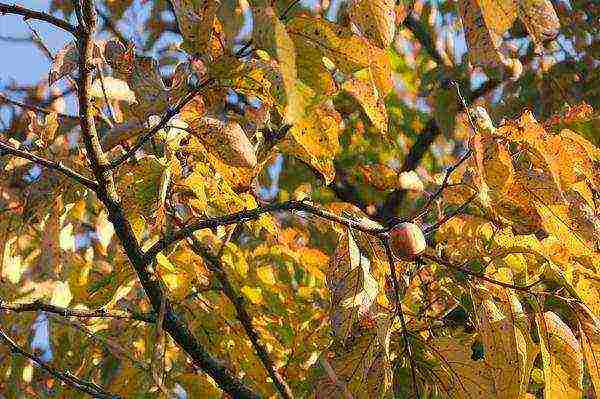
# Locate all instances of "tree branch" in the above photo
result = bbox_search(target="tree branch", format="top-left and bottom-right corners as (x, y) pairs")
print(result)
(146, 200), (386, 261)
(95, 6), (129, 47)
(0, 139), (99, 191)
(0, 327), (119, 398)
(0, 300), (155, 323)
(186, 235), (295, 399)
(0, 3), (79, 36)
(73, 3), (259, 397)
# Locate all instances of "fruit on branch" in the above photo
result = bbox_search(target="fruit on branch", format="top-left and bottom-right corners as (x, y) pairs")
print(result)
(389, 222), (426, 260)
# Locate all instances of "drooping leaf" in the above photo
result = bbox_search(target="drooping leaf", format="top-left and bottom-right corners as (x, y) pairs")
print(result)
(349, 0), (396, 49)
(537, 311), (583, 399)
(281, 87), (342, 184)
(456, 0), (505, 68)
(342, 77), (388, 135)
(186, 116), (257, 169)
(518, 0), (560, 52)
(171, 0), (220, 56)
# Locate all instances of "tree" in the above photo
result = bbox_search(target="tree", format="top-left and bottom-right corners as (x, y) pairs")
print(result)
(0, 0), (598, 397)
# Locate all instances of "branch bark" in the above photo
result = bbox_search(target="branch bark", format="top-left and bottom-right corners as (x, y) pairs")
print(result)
(383, 240), (421, 399)
(0, 300), (155, 323)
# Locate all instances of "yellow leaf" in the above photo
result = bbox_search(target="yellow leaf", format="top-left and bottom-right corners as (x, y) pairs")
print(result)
(50, 281), (72, 307)
(349, 0), (396, 48)
(256, 266), (276, 285)
(478, 0), (518, 37)
(342, 77), (388, 135)
(474, 293), (525, 398)
(518, 0), (560, 51)
(96, 210), (114, 254)
(535, 202), (592, 258)
(283, 86), (341, 184)
(241, 286), (263, 305)
(287, 16), (392, 96)
(171, 0), (219, 55)
(574, 303), (600, 398)
(186, 116), (257, 169)
(2, 237), (23, 284)
(90, 76), (136, 103)
(457, 0), (505, 68)
(59, 223), (75, 252)
(537, 311), (583, 399)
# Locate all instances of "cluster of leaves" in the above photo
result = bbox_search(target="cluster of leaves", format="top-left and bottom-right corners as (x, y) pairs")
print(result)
(0, 0), (598, 398)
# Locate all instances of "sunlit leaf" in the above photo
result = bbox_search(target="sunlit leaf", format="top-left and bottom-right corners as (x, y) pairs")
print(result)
(537, 311), (583, 399)
(349, 0), (396, 48)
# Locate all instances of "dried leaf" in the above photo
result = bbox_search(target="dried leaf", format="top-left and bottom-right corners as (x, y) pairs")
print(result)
(349, 0), (396, 48)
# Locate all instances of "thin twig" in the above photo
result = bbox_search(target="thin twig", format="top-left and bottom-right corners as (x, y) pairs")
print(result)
(0, 3), (79, 36)
(146, 200), (385, 261)
(411, 151), (473, 223)
(0, 327), (120, 398)
(0, 92), (79, 119)
(0, 139), (99, 191)
(96, 6), (129, 46)
(424, 193), (477, 235)
(383, 240), (421, 399)
(422, 253), (545, 292)
(280, 0), (302, 21)
(96, 64), (116, 126)
(109, 79), (213, 169)
(0, 300), (155, 323)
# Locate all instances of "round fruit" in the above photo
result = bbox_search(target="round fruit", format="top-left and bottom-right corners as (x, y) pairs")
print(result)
(389, 222), (426, 260)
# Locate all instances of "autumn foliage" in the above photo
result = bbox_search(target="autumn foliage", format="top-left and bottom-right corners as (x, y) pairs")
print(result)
(0, 0), (598, 398)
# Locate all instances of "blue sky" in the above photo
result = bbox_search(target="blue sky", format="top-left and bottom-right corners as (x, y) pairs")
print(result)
(0, 1), (72, 86)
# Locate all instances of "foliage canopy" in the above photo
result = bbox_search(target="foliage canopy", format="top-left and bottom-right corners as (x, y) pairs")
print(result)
(0, 0), (598, 398)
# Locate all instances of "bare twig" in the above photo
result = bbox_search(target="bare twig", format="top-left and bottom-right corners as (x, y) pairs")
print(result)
(422, 253), (545, 292)
(109, 79), (213, 169)
(146, 200), (386, 261)
(383, 240), (421, 399)
(95, 65), (116, 126)
(0, 139), (99, 191)
(0, 92), (79, 119)
(424, 193), (477, 235)
(96, 6), (129, 46)
(280, 0), (302, 20)
(0, 3), (79, 36)
(411, 150), (473, 223)
(0, 327), (119, 398)
(0, 300), (155, 323)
